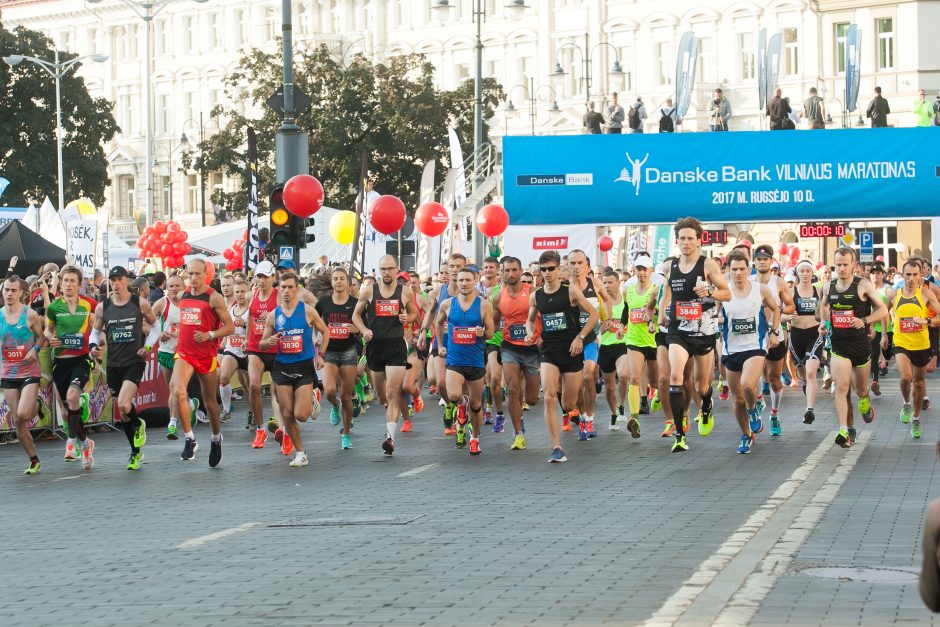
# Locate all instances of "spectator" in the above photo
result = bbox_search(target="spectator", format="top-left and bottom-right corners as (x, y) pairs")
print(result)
(627, 96), (648, 134)
(606, 92), (625, 134)
(913, 89), (933, 126)
(802, 87), (826, 129)
(130, 276), (150, 301)
(149, 270), (166, 304)
(709, 88), (732, 131)
(934, 93), (940, 126)
(583, 102), (604, 134)
(767, 88), (794, 130)
(866, 86), (891, 127)
(658, 97), (679, 133)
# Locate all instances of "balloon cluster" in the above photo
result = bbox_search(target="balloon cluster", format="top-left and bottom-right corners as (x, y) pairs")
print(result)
(136, 221), (191, 268)
(222, 230), (249, 272)
(778, 243), (801, 267)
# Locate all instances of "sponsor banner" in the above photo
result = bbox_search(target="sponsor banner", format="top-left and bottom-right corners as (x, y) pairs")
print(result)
(758, 28), (768, 110)
(133, 348), (170, 413)
(766, 33), (782, 100)
(502, 129), (940, 225)
(65, 217), (98, 279)
(675, 32), (699, 119)
(651, 225), (673, 266)
(245, 127), (260, 272)
(533, 236), (569, 249)
(846, 25), (862, 112)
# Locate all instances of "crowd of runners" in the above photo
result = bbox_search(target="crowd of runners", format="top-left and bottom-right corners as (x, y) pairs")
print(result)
(2, 215), (939, 473)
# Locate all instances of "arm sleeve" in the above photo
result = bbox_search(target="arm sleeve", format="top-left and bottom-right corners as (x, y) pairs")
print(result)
(144, 322), (162, 348)
(89, 327), (101, 346)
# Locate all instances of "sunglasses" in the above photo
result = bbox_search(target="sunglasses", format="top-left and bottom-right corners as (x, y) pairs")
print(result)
(521, 279), (533, 284)
(540, 266), (557, 273)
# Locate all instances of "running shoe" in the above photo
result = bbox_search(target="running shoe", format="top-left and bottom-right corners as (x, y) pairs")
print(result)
(469, 438), (481, 455)
(570, 411), (581, 426)
(382, 437), (394, 455)
(660, 420), (675, 437)
(626, 417), (641, 439)
(737, 434), (752, 454)
(401, 418), (413, 433)
(209, 436), (223, 468)
(748, 410), (763, 435)
(133, 418), (147, 449)
(413, 395), (424, 414)
(847, 428), (857, 446)
(221, 410), (232, 423)
(341, 434), (352, 449)
(330, 405), (340, 426)
(618, 403), (625, 416)
(912, 420), (923, 439)
(457, 397), (468, 425)
(858, 396), (875, 423)
(274, 427), (284, 444)
(281, 433), (294, 456)
(429, 384), (438, 396)
(578, 421), (588, 441)
(455, 426), (467, 448)
(586, 421), (598, 439)
(548, 447), (567, 463)
(756, 396), (766, 417)
(483, 407), (494, 425)
(718, 384), (730, 402)
(683, 414), (690, 433)
(651, 392), (662, 411)
(900, 404), (913, 424)
(762, 381), (771, 396)
(81, 439), (95, 470)
(879, 363), (889, 377)
(639, 397), (650, 415)
(834, 427), (851, 448)
(522, 402), (531, 412)
(822, 372), (833, 391)
(595, 378), (603, 394)
(246, 410), (254, 430)
(770, 415), (781, 436)
(289, 451), (309, 467)
(781, 371), (791, 386)
(870, 380), (881, 396)
(698, 412), (714, 437)
(181, 438), (198, 461)
(439, 397), (447, 407)
(64, 441), (79, 462)
(803, 408), (815, 424)
(252, 429), (268, 449)
(924, 398), (932, 411)
(493, 414), (505, 433)
(23, 459), (41, 475)
(352, 396), (362, 418)
(561, 414), (572, 432)
(609, 415), (620, 431)
(511, 434), (526, 450)
(127, 451), (143, 470)
(267, 416), (279, 433)
(166, 424), (179, 440)
(671, 435), (689, 452)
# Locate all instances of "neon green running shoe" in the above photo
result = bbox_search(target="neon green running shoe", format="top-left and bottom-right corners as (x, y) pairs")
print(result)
(858, 395), (873, 423)
(671, 435), (689, 452)
(698, 412), (714, 437)
(510, 434), (526, 450)
(900, 404), (912, 424)
(23, 459), (41, 475)
(455, 426), (467, 448)
(651, 391), (661, 412)
(127, 451), (143, 470)
(79, 393), (90, 424)
(912, 420), (923, 439)
(166, 424), (179, 440)
(133, 418), (147, 449)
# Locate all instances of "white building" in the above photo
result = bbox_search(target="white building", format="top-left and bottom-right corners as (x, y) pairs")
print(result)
(2, 0), (938, 255)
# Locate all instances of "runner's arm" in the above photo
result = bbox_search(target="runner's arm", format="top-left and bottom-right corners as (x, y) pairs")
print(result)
(524, 291), (538, 342)
(418, 285), (440, 335)
(434, 299), (451, 354)
(481, 299), (495, 340)
(760, 284), (781, 340)
(817, 285), (830, 332)
(351, 290), (372, 337)
(27, 308), (47, 352)
(922, 289), (940, 327)
(778, 281), (796, 316)
(401, 286), (418, 324)
(859, 279), (889, 328)
(657, 282), (671, 327)
(259, 311), (278, 350)
(307, 304), (330, 355)
(704, 258), (731, 302)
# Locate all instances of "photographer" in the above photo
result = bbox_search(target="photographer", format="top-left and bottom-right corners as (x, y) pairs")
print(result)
(709, 88), (732, 131)
(767, 88), (794, 130)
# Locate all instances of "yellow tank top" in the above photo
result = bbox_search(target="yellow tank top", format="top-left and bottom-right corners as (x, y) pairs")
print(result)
(892, 287), (930, 351)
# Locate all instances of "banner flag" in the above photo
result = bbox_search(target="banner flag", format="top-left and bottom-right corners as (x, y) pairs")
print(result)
(245, 127), (260, 272)
(758, 28), (768, 110)
(416, 160), (436, 279)
(846, 25), (862, 112)
(674, 32), (699, 119)
(766, 33), (782, 102)
(350, 149), (370, 280)
(651, 225), (673, 266)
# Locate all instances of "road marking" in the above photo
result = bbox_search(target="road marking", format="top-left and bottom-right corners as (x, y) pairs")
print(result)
(397, 463), (437, 478)
(52, 474), (86, 482)
(641, 431), (868, 627)
(175, 522), (260, 549)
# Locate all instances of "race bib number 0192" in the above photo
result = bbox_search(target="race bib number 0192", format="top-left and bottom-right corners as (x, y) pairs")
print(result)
(60, 334), (84, 349)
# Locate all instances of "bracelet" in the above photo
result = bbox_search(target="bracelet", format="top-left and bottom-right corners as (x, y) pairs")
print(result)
(33, 345), (41, 353)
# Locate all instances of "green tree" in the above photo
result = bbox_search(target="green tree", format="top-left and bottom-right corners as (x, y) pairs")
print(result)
(0, 19), (119, 208)
(195, 44), (503, 217)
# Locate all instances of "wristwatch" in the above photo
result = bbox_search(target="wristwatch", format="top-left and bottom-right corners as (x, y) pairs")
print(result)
(209, 331), (216, 340)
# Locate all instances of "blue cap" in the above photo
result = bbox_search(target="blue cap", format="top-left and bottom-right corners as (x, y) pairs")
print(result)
(276, 259), (296, 270)
(466, 264), (480, 273)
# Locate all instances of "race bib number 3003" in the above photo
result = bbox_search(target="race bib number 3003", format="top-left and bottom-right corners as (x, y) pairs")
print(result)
(831, 310), (856, 329)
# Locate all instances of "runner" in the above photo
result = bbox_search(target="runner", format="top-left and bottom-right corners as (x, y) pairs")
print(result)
(493, 256), (539, 450)
(868, 263), (889, 396)
(435, 267), (495, 454)
(219, 278), (251, 424)
(599, 270), (628, 431)
(260, 271), (329, 467)
(91, 266), (158, 470)
(655, 217), (731, 452)
(788, 260), (825, 425)
(480, 257), (505, 431)
(526, 250), (599, 462)
(220, 275), (235, 307)
(721, 251), (780, 453)
(245, 260), (281, 448)
(2, 276), (46, 474)
(316, 267), (360, 450)
(818, 247), (889, 448)
(352, 255), (418, 455)
(170, 259), (235, 466)
(152, 274), (185, 438)
(400, 271), (427, 432)
(619, 257), (659, 437)
(884, 260), (940, 438)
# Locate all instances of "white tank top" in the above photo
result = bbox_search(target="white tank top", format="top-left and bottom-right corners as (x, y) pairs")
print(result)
(722, 282), (768, 355)
(224, 304), (250, 357)
(750, 273), (782, 332)
(159, 300), (180, 355)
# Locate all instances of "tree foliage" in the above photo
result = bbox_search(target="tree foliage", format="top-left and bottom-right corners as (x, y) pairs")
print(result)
(195, 44), (503, 217)
(0, 19), (119, 208)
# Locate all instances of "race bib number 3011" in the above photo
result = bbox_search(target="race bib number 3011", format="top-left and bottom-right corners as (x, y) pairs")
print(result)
(3, 345), (27, 362)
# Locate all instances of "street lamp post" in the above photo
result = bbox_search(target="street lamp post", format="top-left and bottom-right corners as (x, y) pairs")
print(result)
(87, 0), (207, 228)
(551, 33), (624, 104)
(4, 51), (109, 212)
(180, 112), (219, 227)
(507, 77), (559, 135)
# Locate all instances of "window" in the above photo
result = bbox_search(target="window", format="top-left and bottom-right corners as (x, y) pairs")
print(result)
(695, 37), (713, 83)
(186, 174), (199, 215)
(617, 46), (633, 93)
(184, 16), (197, 52)
(877, 18), (894, 70)
(112, 27), (126, 61)
(127, 24), (138, 58)
(117, 175), (135, 219)
(209, 13), (223, 49)
(57, 30), (72, 52)
(183, 86), (199, 126)
(117, 92), (132, 135)
(656, 42), (672, 86)
(233, 9), (245, 45)
(739, 33), (756, 81)
(872, 225), (899, 268)
(835, 22), (849, 74)
(86, 28), (99, 55)
(160, 176), (172, 220)
(155, 19), (171, 57)
(783, 28), (799, 76)
(455, 63), (471, 83)
(156, 93), (170, 134)
(265, 8), (278, 41)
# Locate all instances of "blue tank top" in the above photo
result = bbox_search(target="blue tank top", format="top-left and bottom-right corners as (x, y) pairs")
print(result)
(446, 295), (484, 368)
(434, 284), (457, 350)
(273, 303), (314, 364)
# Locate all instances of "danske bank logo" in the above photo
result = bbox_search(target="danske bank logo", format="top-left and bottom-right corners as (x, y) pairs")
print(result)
(517, 173), (593, 186)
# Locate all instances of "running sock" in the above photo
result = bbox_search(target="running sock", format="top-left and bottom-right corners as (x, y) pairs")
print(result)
(211, 433), (222, 443)
(628, 384), (641, 417)
(121, 420), (138, 453)
(30, 455), (39, 464)
(770, 388), (781, 411)
(701, 387), (714, 417)
(220, 384), (232, 413)
(386, 421), (397, 439)
(184, 431), (195, 440)
(127, 406), (140, 430)
(669, 386), (686, 436)
(169, 417), (179, 429)
(585, 414), (594, 424)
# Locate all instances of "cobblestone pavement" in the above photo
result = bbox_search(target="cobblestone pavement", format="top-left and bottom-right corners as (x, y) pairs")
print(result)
(1, 375), (938, 626)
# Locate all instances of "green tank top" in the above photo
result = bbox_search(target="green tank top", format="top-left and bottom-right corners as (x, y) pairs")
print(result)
(624, 283), (656, 349)
(485, 284), (502, 346)
(600, 301), (626, 346)
(874, 285), (887, 332)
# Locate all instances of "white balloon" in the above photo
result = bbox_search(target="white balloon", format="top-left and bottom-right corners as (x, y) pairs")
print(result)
(895, 242), (907, 253)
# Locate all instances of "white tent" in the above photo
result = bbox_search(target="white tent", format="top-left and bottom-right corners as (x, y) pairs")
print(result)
(38, 197), (67, 249)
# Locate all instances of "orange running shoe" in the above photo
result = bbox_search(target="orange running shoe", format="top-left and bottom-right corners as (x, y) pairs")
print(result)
(469, 438), (481, 455)
(660, 420), (675, 437)
(561, 414), (572, 432)
(429, 385), (438, 396)
(413, 394), (425, 414)
(401, 418), (413, 433)
(281, 433), (294, 456)
(64, 441), (79, 462)
(251, 429), (268, 449)
(444, 425), (457, 436)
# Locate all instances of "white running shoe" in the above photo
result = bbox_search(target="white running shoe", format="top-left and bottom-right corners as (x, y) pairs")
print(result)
(289, 451), (309, 467)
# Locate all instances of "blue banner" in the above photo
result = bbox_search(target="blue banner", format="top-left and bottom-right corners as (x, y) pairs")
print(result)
(846, 25), (862, 113)
(675, 32), (698, 119)
(766, 33), (782, 102)
(758, 29), (768, 111)
(502, 129), (940, 225)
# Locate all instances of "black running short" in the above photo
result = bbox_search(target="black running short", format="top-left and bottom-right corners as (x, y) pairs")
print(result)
(721, 349), (766, 373)
(668, 333), (715, 357)
(366, 337), (408, 371)
(446, 365), (485, 381)
(831, 340), (871, 368)
(484, 343), (502, 365)
(627, 345), (657, 362)
(655, 331), (668, 349)
(894, 346), (934, 369)
(272, 360), (317, 389)
(222, 350), (249, 372)
(930, 326), (939, 358)
(0, 377), (41, 390)
(539, 341), (584, 374)
(247, 351), (276, 372)
(106, 361), (145, 396)
(52, 357), (92, 399)
(788, 326), (824, 367)
(598, 343), (627, 374)
(766, 337), (787, 362)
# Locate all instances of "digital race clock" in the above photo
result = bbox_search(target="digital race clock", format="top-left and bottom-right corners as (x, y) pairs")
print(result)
(701, 229), (728, 246)
(799, 222), (846, 238)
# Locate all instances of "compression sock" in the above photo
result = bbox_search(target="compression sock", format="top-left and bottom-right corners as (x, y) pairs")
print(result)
(669, 386), (686, 436)
(701, 387), (714, 417)
(628, 384), (641, 417)
(220, 384), (232, 413)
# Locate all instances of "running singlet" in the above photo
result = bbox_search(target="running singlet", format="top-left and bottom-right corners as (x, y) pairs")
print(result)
(485, 284), (503, 347)
(499, 283), (538, 347)
(446, 296), (484, 367)
(534, 284), (580, 345)
(46, 294), (96, 357)
(578, 278), (601, 344)
(247, 289), (278, 354)
(668, 256), (718, 336)
(225, 304), (249, 356)
(751, 273), (783, 333)
(892, 288), (930, 351)
(315, 294), (357, 352)
(873, 285), (888, 333)
(601, 301), (627, 346)
(368, 283), (405, 340)
(828, 277), (871, 343)
(273, 304), (314, 364)
(623, 283), (655, 348)
(0, 307), (40, 380)
(722, 283), (768, 355)
(103, 295), (144, 368)
(792, 285), (818, 317)
(158, 300), (180, 356)
(434, 285), (457, 349)
(177, 289), (221, 364)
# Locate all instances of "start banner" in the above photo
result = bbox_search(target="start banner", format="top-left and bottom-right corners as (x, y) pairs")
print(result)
(503, 128), (940, 225)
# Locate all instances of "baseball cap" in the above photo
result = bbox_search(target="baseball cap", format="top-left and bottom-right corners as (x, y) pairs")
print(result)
(108, 266), (129, 279)
(396, 271), (411, 282)
(871, 263), (885, 273)
(732, 240), (752, 251)
(276, 259), (296, 270)
(634, 255), (654, 269)
(754, 244), (774, 259)
(466, 264), (480, 274)
(255, 260), (275, 277)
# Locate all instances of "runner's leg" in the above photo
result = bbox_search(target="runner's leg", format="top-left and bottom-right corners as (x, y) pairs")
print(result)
(7, 387), (37, 459)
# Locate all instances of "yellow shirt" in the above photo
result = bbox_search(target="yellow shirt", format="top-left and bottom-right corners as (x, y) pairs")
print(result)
(892, 288), (930, 351)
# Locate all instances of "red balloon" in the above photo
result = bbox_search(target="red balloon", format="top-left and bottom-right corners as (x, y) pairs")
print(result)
(876, 255), (885, 262)
(223, 248), (234, 260)
(177, 231), (189, 242)
(414, 202), (449, 237)
(476, 203), (509, 238)
(143, 225), (154, 236)
(816, 261), (825, 269)
(789, 248), (800, 260)
(370, 195), (407, 235)
(153, 221), (167, 235)
(167, 221), (181, 233)
(136, 236), (146, 249)
(160, 243), (172, 256)
(171, 242), (185, 255)
(779, 243), (789, 257)
(225, 259), (238, 271)
(242, 229), (249, 240)
(205, 260), (215, 282)
(181, 243), (192, 255)
(597, 235), (614, 253)
(283, 174), (325, 218)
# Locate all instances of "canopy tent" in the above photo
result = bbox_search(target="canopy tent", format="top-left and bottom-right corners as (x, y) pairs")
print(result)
(0, 220), (67, 276)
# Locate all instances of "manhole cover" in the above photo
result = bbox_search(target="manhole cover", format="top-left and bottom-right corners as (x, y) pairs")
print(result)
(800, 566), (918, 584)
(269, 514), (423, 528)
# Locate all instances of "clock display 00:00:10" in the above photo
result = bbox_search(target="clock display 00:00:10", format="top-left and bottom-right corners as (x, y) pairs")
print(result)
(799, 222), (846, 238)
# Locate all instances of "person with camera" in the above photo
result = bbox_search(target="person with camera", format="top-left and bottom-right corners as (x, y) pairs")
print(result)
(767, 88), (794, 130)
(709, 89), (732, 131)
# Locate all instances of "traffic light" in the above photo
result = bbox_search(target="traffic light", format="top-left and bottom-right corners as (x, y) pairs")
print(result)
(268, 185), (292, 252)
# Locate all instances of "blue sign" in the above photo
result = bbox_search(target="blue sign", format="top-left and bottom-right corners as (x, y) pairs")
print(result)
(859, 230), (874, 262)
(279, 245), (295, 261)
(502, 129), (940, 225)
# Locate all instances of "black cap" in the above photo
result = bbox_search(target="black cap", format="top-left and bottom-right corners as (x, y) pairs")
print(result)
(108, 266), (129, 279)
(754, 244), (774, 259)
(871, 263), (885, 273)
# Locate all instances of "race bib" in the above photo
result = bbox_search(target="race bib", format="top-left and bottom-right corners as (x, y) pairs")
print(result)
(608, 320), (623, 334)
(731, 318), (757, 335)
(542, 311), (567, 332)
(796, 297), (817, 314)
(228, 334), (245, 349)
(508, 323), (527, 341)
(676, 301), (702, 320)
(60, 333), (84, 350)
(831, 310), (856, 329)
(376, 299), (400, 317)
(329, 323), (352, 340)
(252, 317), (267, 336)
(279, 333), (303, 354)
(181, 307), (202, 326)
(629, 308), (646, 325)
(3, 345), (27, 362)
(169, 322), (180, 335)
(109, 324), (135, 343)
(452, 327), (477, 345)
(899, 317), (923, 333)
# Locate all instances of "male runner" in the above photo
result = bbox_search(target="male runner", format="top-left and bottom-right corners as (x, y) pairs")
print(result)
(352, 255), (418, 455)
(818, 247), (889, 448)
(788, 261), (825, 425)
(152, 274), (186, 438)
(92, 266), (158, 470)
(435, 267), (495, 454)
(45, 266), (97, 468)
(170, 259), (234, 466)
(245, 260), (280, 448)
(2, 276), (46, 474)
(869, 263), (889, 396)
(399, 271), (427, 431)
(260, 271), (328, 467)
(219, 278), (250, 423)
(526, 250), (599, 462)
(480, 257), (505, 430)
(220, 275), (235, 306)
(599, 270), (629, 431)
(620, 257), (659, 437)
(567, 249), (610, 438)
(316, 267), (360, 450)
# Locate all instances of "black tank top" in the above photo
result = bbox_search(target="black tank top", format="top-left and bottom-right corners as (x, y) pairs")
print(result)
(368, 283), (404, 339)
(793, 284), (819, 317)
(579, 278), (600, 344)
(316, 293), (358, 351)
(534, 284), (580, 345)
(103, 295), (144, 367)
(668, 256), (715, 335)
(828, 277), (871, 343)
